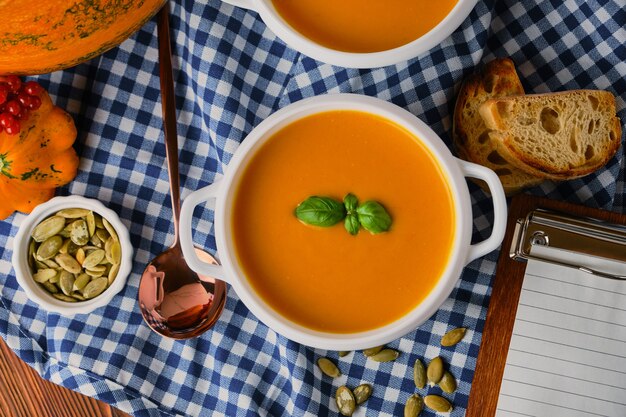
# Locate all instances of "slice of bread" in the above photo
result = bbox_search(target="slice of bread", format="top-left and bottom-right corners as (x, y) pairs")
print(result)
(453, 58), (543, 195)
(480, 90), (622, 180)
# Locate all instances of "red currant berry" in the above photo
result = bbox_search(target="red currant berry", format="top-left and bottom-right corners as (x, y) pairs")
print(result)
(23, 80), (42, 96)
(27, 96), (41, 110)
(4, 119), (20, 135)
(0, 112), (14, 128)
(17, 109), (29, 120)
(5, 75), (21, 93)
(0, 85), (8, 105)
(17, 92), (30, 106)
(5, 100), (22, 117)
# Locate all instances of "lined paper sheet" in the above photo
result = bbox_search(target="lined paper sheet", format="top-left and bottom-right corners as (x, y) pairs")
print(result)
(495, 247), (626, 417)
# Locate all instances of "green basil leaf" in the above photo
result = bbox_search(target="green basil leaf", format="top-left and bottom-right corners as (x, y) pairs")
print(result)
(343, 193), (358, 214)
(356, 201), (392, 234)
(344, 213), (360, 235)
(295, 196), (346, 227)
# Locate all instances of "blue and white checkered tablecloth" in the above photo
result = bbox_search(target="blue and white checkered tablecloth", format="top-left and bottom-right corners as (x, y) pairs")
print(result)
(1, 0), (624, 416)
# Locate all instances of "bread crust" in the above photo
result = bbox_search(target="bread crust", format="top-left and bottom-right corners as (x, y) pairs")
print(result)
(453, 58), (542, 195)
(480, 90), (622, 180)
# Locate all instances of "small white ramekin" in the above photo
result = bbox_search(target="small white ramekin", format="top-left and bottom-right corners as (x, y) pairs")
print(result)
(220, 0), (478, 68)
(12, 195), (133, 315)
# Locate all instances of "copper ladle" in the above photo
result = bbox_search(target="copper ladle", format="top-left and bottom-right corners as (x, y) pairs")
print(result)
(137, 3), (227, 339)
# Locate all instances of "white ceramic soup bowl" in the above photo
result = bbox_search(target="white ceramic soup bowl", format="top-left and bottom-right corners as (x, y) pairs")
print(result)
(221, 0), (478, 68)
(180, 94), (506, 350)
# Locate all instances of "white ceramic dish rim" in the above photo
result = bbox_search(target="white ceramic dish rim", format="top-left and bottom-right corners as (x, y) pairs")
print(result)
(12, 195), (134, 316)
(180, 94), (507, 350)
(220, 0), (479, 68)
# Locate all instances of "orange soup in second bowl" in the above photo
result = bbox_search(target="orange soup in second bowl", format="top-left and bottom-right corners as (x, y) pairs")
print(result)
(232, 110), (455, 333)
(270, 0), (458, 53)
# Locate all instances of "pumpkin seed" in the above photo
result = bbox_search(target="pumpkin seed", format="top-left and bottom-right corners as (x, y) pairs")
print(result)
(369, 349), (399, 362)
(36, 235), (63, 260)
(90, 233), (102, 247)
(72, 292), (86, 301)
(42, 258), (60, 269)
(52, 293), (77, 302)
(317, 357), (341, 378)
(94, 215), (104, 229)
(335, 386), (356, 416)
(108, 241), (121, 265)
(70, 219), (89, 246)
(33, 269), (57, 283)
(338, 351), (350, 357)
(108, 263), (120, 285)
(413, 358), (426, 389)
(102, 218), (118, 242)
(34, 258), (48, 270)
(55, 253), (82, 274)
(28, 240), (36, 270)
(404, 394), (424, 417)
(427, 357), (444, 385)
(56, 208), (91, 218)
(73, 273), (91, 291)
(82, 277), (108, 299)
(48, 271), (60, 284)
(86, 211), (96, 236)
(59, 271), (75, 296)
(75, 248), (86, 265)
(95, 229), (109, 242)
(85, 269), (105, 277)
(441, 327), (467, 347)
(439, 371), (457, 394)
(42, 282), (59, 294)
(353, 384), (372, 405)
(424, 395), (452, 413)
(82, 249), (105, 269)
(363, 346), (384, 356)
(31, 216), (65, 242)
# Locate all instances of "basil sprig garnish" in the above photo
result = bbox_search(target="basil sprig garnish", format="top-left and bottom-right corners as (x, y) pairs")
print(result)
(295, 193), (392, 235)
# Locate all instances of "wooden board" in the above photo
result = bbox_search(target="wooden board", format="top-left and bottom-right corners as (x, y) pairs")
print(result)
(466, 194), (626, 417)
(0, 336), (131, 417)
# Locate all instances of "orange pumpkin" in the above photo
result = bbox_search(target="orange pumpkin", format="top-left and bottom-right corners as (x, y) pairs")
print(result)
(0, 0), (165, 75)
(0, 90), (78, 220)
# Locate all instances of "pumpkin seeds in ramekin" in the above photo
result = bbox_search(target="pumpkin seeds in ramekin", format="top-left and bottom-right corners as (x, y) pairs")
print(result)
(28, 209), (122, 302)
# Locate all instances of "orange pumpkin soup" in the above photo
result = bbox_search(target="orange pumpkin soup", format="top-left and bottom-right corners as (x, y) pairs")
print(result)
(232, 111), (455, 333)
(271, 0), (458, 53)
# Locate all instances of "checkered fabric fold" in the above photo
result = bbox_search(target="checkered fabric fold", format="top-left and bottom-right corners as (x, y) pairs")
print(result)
(1, 1), (624, 416)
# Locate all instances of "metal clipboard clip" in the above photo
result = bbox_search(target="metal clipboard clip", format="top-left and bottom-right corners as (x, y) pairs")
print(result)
(510, 208), (626, 281)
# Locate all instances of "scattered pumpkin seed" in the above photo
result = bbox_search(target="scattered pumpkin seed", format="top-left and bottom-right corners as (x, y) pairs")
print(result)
(352, 384), (372, 405)
(413, 358), (426, 389)
(317, 357), (341, 378)
(335, 386), (356, 416)
(363, 346), (384, 356)
(82, 277), (108, 299)
(31, 216), (66, 242)
(439, 371), (457, 394)
(424, 395), (453, 413)
(441, 327), (467, 347)
(427, 357), (444, 385)
(404, 394), (424, 417)
(369, 349), (399, 362)
(338, 351), (350, 357)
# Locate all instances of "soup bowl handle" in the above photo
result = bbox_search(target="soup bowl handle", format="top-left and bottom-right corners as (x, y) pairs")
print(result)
(180, 180), (230, 283)
(220, 0), (258, 12)
(458, 159), (508, 264)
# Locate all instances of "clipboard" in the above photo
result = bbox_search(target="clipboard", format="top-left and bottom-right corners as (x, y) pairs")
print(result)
(466, 194), (626, 417)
